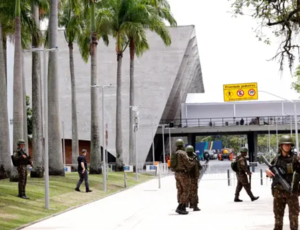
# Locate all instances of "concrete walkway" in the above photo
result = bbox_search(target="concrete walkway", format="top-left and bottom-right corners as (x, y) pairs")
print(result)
(23, 172), (293, 230)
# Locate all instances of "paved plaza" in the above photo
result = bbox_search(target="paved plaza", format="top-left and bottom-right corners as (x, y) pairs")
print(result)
(22, 161), (293, 230)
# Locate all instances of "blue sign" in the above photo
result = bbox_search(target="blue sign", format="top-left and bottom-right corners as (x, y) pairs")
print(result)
(64, 167), (68, 172)
(124, 166), (130, 171)
(149, 165), (156, 170)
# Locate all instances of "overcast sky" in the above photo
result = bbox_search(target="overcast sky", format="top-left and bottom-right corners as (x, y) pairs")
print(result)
(168, 0), (300, 102)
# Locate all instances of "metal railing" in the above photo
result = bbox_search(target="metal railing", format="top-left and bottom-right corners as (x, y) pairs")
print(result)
(160, 115), (298, 128)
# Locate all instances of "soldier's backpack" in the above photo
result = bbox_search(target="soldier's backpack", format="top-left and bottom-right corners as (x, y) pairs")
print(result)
(11, 154), (18, 167)
(231, 156), (240, 172)
(170, 152), (179, 172)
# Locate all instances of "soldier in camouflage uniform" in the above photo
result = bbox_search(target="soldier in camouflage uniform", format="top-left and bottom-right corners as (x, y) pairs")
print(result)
(186, 145), (202, 211)
(174, 139), (195, 215)
(266, 135), (300, 230)
(14, 139), (32, 199)
(234, 147), (259, 202)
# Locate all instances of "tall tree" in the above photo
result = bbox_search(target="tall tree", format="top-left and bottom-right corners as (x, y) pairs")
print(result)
(128, 0), (176, 165)
(231, 0), (300, 70)
(11, 0), (24, 182)
(79, 0), (111, 174)
(48, 0), (64, 175)
(59, 0), (82, 170)
(30, 1), (46, 178)
(0, 15), (10, 179)
(0, 0), (44, 180)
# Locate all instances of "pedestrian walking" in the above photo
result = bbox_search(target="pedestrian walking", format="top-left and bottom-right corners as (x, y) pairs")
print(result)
(75, 149), (92, 193)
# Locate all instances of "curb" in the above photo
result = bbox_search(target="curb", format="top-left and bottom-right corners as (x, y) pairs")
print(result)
(12, 175), (159, 230)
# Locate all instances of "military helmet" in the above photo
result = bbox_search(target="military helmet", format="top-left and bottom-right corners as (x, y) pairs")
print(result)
(185, 145), (194, 153)
(17, 139), (25, 145)
(175, 139), (184, 147)
(279, 135), (294, 146)
(240, 147), (248, 153)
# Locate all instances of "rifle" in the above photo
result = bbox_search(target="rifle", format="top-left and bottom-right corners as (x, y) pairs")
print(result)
(261, 155), (291, 193)
(20, 149), (33, 167)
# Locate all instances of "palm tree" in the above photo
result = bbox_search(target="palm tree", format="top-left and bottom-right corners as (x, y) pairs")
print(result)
(80, 0), (111, 174)
(128, 0), (176, 165)
(30, 0), (49, 178)
(0, 0), (45, 180)
(10, 0), (24, 182)
(59, 0), (82, 170)
(48, 0), (64, 176)
(0, 15), (10, 179)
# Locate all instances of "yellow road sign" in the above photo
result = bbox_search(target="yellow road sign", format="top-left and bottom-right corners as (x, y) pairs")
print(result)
(223, 82), (258, 102)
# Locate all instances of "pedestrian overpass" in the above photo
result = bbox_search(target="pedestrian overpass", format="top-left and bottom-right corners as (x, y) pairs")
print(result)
(147, 97), (300, 164)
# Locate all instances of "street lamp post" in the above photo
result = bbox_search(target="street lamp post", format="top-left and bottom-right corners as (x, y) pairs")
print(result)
(24, 46), (58, 210)
(162, 126), (165, 164)
(268, 124), (271, 152)
(259, 90), (299, 154)
(276, 118), (278, 149)
(130, 106), (140, 181)
(62, 121), (66, 168)
(151, 116), (155, 164)
(91, 84), (114, 191)
(291, 115), (293, 136)
(157, 124), (167, 164)
(168, 128), (172, 156)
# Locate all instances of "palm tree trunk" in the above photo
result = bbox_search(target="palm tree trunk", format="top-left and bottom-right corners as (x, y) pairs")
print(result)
(48, 0), (64, 175)
(89, 3), (101, 174)
(11, 0), (24, 182)
(115, 50), (123, 170)
(31, 4), (44, 178)
(22, 51), (29, 155)
(69, 42), (79, 170)
(129, 38), (135, 166)
(0, 17), (11, 179)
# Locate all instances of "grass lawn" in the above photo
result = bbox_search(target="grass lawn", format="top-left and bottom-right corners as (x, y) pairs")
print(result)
(0, 172), (155, 230)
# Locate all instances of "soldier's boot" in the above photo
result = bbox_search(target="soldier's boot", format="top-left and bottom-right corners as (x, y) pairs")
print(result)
(246, 188), (259, 201)
(193, 205), (201, 211)
(179, 204), (189, 215)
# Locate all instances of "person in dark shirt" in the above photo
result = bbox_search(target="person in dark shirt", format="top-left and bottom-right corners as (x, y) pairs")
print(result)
(75, 149), (92, 193)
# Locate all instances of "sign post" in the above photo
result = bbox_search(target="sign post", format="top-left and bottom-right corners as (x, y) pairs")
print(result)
(223, 82), (258, 102)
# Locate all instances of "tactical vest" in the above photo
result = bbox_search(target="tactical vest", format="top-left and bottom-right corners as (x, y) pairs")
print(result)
(273, 154), (296, 186)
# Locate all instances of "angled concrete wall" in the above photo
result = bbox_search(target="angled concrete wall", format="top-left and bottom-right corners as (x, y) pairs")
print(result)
(23, 25), (204, 166)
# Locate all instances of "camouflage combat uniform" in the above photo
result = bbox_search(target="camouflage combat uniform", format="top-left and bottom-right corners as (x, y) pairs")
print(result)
(186, 145), (202, 211)
(266, 135), (300, 230)
(174, 139), (195, 215)
(235, 150), (258, 201)
(13, 140), (32, 199)
(271, 154), (300, 230)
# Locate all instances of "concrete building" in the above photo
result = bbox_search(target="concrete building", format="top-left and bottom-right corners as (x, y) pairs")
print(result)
(22, 25), (205, 166)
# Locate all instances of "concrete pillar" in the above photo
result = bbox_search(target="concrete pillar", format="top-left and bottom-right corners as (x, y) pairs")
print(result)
(187, 134), (196, 148)
(247, 132), (258, 162)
